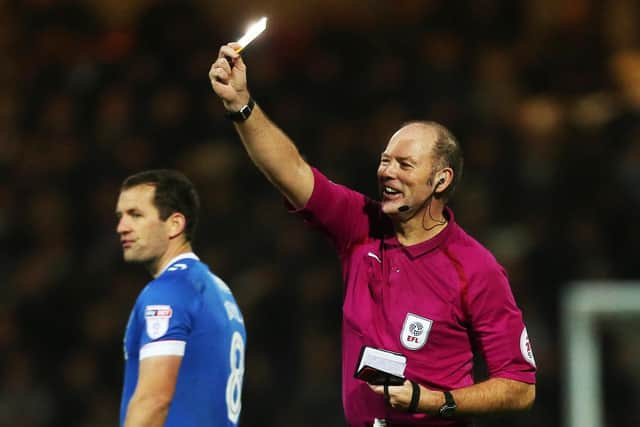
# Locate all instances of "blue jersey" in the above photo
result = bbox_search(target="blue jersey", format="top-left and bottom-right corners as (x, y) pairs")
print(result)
(120, 253), (246, 426)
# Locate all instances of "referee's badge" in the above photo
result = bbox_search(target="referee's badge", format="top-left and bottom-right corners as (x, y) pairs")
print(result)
(145, 305), (173, 339)
(400, 313), (433, 350)
(520, 327), (536, 367)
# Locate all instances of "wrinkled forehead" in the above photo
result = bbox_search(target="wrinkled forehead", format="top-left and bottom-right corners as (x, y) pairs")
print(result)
(116, 184), (156, 210)
(384, 124), (437, 158)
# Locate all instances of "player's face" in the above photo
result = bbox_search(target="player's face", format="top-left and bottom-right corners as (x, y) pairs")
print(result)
(377, 124), (436, 216)
(115, 184), (171, 266)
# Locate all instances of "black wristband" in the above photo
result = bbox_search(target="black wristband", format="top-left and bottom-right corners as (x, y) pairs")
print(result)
(408, 380), (420, 413)
(225, 97), (255, 122)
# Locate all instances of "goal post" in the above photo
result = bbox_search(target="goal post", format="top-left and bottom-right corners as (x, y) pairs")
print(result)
(562, 281), (640, 427)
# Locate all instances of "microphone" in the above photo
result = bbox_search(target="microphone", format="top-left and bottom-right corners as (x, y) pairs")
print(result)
(398, 205), (410, 212)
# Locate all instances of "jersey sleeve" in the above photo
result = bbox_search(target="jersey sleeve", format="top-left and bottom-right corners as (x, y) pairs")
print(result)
(135, 277), (196, 359)
(289, 167), (380, 255)
(466, 266), (537, 384)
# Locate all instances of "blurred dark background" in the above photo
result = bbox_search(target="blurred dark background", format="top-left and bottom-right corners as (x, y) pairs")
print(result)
(2, 0), (640, 426)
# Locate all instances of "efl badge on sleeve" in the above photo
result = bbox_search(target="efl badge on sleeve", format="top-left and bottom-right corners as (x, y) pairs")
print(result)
(400, 313), (433, 350)
(520, 327), (536, 367)
(145, 305), (173, 339)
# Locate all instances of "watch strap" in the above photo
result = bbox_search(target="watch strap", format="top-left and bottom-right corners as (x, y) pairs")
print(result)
(439, 390), (457, 417)
(225, 97), (255, 122)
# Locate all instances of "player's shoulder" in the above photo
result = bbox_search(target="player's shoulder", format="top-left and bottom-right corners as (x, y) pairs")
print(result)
(208, 271), (236, 296)
(165, 257), (211, 279)
(157, 259), (235, 296)
(164, 257), (205, 275)
(145, 259), (207, 296)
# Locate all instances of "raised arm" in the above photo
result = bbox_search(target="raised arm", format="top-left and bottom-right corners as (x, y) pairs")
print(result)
(209, 43), (314, 209)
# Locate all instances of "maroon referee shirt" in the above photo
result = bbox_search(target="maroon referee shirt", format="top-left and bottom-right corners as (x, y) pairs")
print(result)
(291, 168), (536, 427)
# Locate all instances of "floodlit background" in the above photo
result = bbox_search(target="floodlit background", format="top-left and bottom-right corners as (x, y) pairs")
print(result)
(1, 0), (640, 426)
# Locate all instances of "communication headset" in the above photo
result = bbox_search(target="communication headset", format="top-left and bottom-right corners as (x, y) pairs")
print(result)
(398, 174), (447, 212)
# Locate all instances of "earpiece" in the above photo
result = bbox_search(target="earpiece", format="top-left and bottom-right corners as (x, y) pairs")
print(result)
(433, 175), (446, 197)
(427, 175), (446, 188)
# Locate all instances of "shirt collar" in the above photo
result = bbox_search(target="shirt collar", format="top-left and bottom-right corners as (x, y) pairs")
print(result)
(159, 252), (200, 275)
(383, 206), (456, 258)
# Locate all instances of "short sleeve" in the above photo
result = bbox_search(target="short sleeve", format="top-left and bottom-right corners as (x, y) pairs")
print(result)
(466, 266), (536, 384)
(289, 167), (381, 255)
(135, 279), (195, 350)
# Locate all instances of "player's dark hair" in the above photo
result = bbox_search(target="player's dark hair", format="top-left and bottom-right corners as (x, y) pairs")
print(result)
(121, 169), (200, 242)
(403, 121), (464, 202)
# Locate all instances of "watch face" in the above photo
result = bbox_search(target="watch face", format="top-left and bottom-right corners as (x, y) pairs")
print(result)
(440, 403), (457, 417)
(239, 105), (251, 119)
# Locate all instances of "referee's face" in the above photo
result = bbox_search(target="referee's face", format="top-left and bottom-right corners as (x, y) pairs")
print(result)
(378, 124), (436, 217)
(115, 184), (171, 268)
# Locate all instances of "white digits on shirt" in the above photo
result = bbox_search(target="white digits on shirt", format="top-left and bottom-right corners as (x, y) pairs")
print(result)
(226, 331), (245, 423)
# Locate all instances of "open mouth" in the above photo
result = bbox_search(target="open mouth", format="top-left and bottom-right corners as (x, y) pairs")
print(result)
(382, 186), (403, 200)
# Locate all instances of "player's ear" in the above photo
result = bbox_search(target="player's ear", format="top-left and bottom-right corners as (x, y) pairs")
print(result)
(167, 212), (187, 239)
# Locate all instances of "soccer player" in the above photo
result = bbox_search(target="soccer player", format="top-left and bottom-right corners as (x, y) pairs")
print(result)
(209, 44), (535, 427)
(115, 169), (246, 427)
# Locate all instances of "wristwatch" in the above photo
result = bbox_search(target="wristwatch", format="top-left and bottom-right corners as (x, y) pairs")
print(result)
(438, 391), (457, 417)
(225, 97), (256, 122)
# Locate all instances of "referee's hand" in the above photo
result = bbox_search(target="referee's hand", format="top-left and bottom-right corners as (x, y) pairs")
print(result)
(209, 43), (251, 112)
(368, 380), (414, 410)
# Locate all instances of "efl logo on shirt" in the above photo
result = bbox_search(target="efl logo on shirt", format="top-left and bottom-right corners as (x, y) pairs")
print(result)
(400, 313), (433, 350)
(145, 305), (173, 339)
(520, 327), (536, 367)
